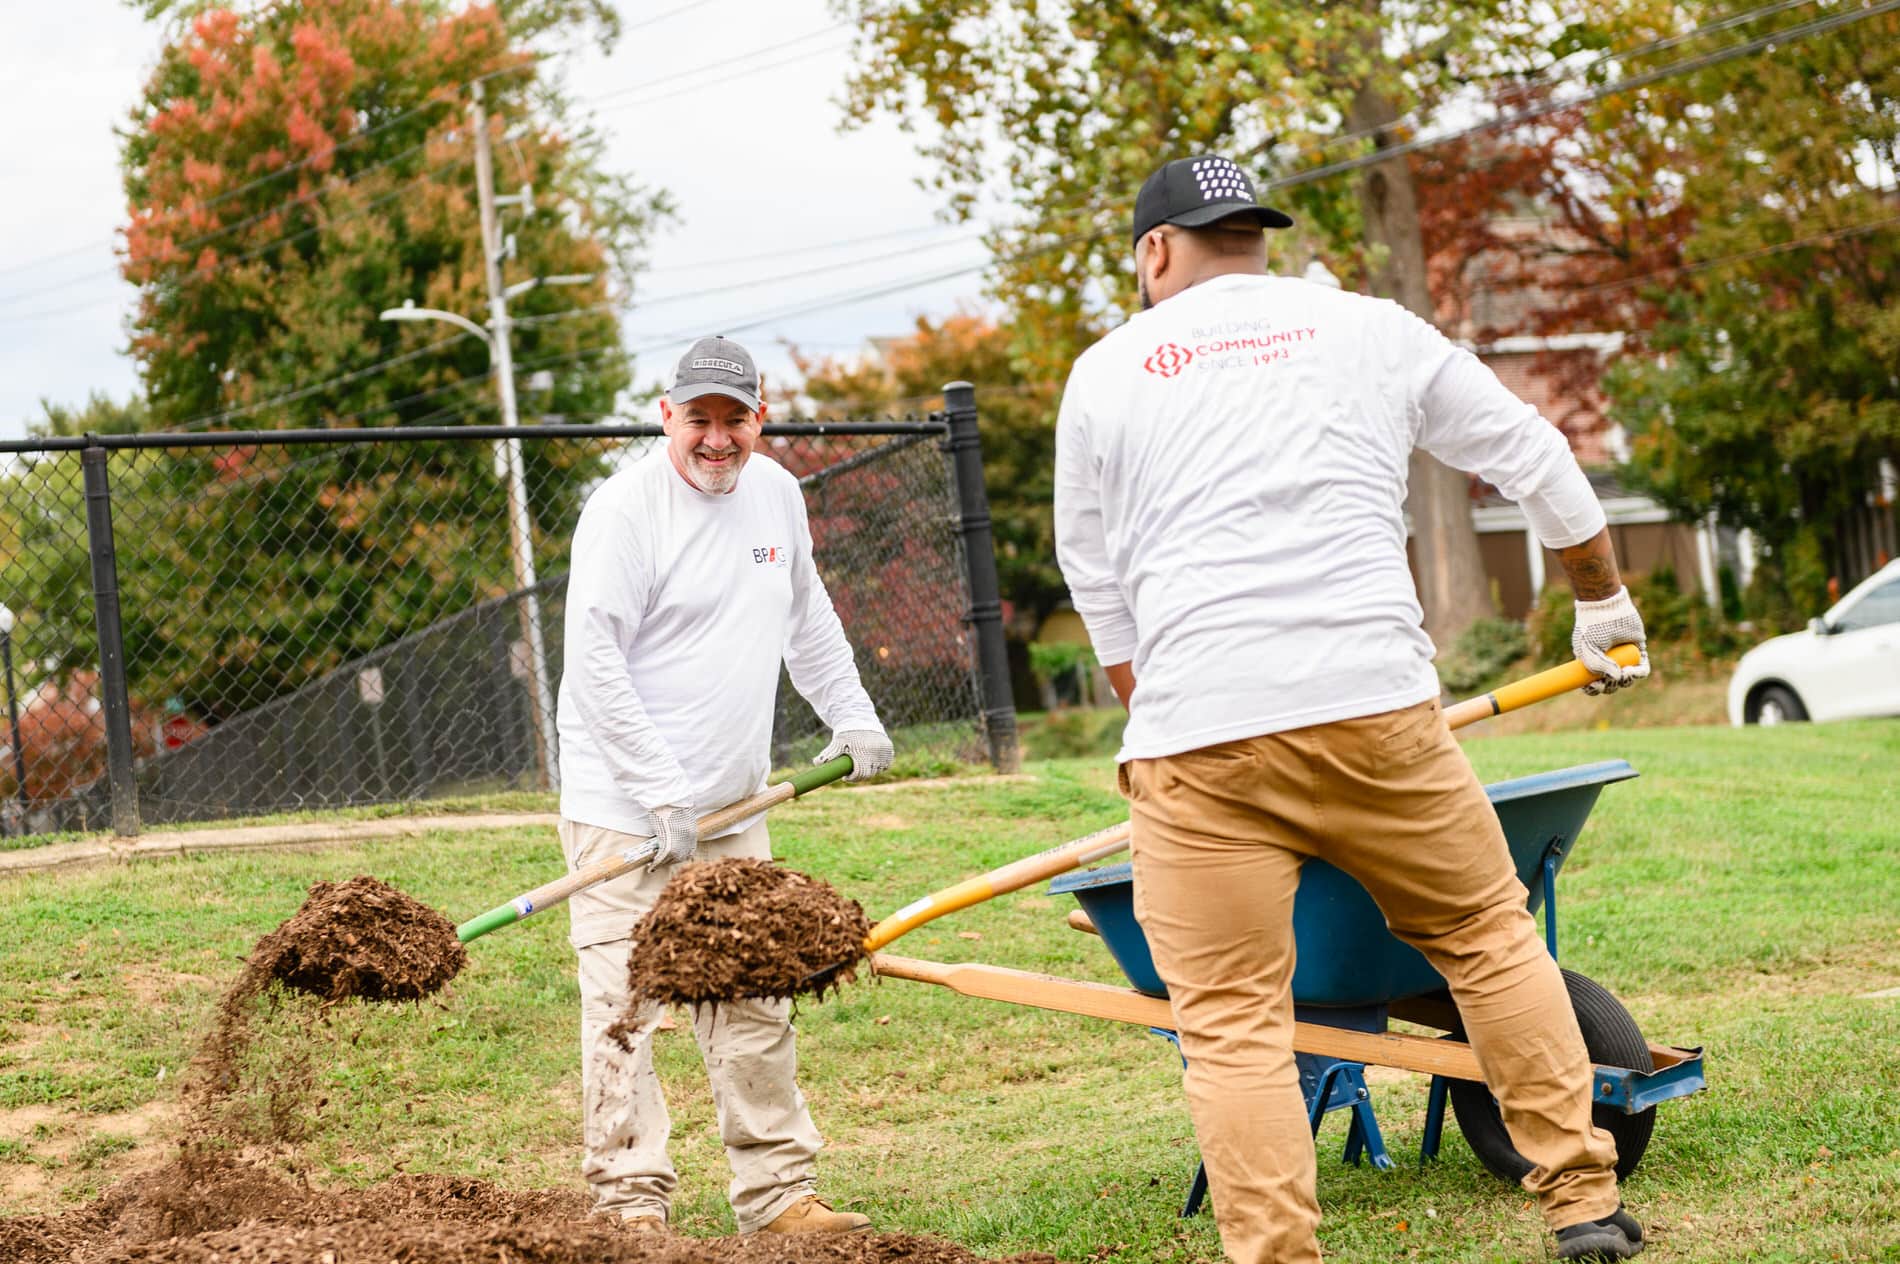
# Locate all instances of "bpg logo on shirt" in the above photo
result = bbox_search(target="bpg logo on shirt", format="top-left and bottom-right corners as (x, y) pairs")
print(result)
(751, 544), (790, 567)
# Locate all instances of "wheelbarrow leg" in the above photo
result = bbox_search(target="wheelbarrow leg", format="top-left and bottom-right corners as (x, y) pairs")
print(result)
(1307, 1061), (1394, 1171)
(1182, 1163), (1210, 1218)
(1150, 1029), (1211, 1217)
(1421, 1075), (1450, 1166)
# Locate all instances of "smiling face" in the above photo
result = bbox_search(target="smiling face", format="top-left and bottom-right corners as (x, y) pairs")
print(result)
(660, 391), (763, 494)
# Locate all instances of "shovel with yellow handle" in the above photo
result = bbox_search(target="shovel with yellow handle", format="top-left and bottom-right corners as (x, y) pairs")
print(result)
(834, 646), (1642, 981)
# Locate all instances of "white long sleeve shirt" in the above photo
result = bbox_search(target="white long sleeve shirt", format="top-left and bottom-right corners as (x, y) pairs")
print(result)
(1054, 273), (1605, 762)
(556, 450), (881, 836)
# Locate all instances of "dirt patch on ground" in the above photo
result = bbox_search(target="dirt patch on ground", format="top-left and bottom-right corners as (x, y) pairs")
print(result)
(0, 1152), (1054, 1263)
(622, 859), (872, 1011)
(249, 875), (467, 1003)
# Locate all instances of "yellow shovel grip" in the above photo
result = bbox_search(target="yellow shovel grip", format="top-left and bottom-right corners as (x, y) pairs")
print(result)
(1443, 643), (1643, 730)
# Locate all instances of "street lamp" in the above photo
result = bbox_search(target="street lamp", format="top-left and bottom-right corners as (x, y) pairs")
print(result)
(0, 604), (28, 835)
(379, 284), (589, 792)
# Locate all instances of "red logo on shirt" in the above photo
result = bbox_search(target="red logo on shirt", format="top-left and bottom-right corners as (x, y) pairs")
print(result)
(1143, 342), (1194, 377)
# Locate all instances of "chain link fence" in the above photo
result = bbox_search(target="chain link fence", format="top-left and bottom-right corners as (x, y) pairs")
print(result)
(0, 408), (1016, 838)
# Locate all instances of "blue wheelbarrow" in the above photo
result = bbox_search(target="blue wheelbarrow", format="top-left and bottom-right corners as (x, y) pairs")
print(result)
(872, 759), (1705, 1214)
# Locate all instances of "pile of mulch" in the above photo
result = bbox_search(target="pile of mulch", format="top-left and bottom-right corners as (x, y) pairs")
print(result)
(624, 859), (873, 1009)
(0, 1153), (1056, 1264)
(250, 874), (468, 1003)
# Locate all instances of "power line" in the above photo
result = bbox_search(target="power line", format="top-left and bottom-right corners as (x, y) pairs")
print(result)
(172, 331), (476, 431)
(165, 337), (625, 434)
(584, 22), (848, 109)
(1577, 211), (1900, 295)
(0, 58), (548, 287)
(1266, 0), (1900, 196)
(514, 230), (989, 330)
(648, 222), (962, 273)
(622, 0), (724, 32)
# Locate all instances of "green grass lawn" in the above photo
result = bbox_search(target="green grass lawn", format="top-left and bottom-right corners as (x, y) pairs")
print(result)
(3, 722), (1897, 1261)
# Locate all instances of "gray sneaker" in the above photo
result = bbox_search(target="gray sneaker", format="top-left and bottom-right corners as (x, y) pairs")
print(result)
(1555, 1205), (1643, 1260)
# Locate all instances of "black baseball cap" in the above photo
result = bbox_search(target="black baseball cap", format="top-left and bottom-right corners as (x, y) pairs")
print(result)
(669, 335), (761, 412)
(1131, 155), (1293, 247)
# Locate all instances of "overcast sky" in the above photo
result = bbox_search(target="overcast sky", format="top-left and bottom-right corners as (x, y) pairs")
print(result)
(0, 0), (995, 439)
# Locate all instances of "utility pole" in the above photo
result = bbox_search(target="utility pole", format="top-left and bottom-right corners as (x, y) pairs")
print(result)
(469, 79), (560, 792)
(382, 86), (595, 791)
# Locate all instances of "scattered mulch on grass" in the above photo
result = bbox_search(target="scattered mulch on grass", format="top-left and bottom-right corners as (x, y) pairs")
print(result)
(249, 874), (468, 1003)
(621, 859), (872, 1015)
(0, 1153), (1057, 1264)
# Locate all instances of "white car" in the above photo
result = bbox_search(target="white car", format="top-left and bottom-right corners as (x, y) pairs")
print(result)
(1728, 558), (1900, 725)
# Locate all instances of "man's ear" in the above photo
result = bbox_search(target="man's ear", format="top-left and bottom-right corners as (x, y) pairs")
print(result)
(659, 396), (676, 432)
(755, 372), (770, 424)
(1148, 229), (1171, 280)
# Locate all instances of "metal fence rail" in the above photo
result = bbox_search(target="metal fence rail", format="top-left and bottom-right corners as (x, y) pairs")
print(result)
(0, 401), (1017, 837)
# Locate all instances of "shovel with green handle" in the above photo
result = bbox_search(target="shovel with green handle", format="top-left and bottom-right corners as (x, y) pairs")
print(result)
(454, 754), (856, 944)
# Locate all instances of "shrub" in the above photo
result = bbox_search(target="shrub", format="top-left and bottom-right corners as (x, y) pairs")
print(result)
(1528, 585), (1577, 668)
(1436, 616), (1531, 695)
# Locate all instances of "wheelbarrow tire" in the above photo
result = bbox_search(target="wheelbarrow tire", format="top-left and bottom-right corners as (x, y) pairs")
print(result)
(1447, 969), (1656, 1183)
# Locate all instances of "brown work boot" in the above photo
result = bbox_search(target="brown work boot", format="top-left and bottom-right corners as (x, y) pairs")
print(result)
(759, 1194), (871, 1235)
(621, 1214), (669, 1235)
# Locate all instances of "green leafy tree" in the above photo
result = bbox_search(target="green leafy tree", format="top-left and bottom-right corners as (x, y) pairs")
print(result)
(1595, 8), (1900, 620)
(832, 0), (1674, 645)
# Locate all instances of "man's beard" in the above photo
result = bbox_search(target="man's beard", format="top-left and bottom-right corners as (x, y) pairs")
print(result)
(688, 447), (744, 493)
(1137, 271), (1154, 311)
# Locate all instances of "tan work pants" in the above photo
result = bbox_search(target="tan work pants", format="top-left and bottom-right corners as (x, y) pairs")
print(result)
(1122, 700), (1619, 1264)
(562, 817), (824, 1232)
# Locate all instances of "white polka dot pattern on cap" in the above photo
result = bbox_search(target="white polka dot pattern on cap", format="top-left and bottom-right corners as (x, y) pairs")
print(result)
(1191, 157), (1254, 203)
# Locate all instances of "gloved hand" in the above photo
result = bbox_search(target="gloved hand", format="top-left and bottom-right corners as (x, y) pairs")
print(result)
(1571, 586), (1652, 696)
(632, 803), (699, 871)
(817, 728), (894, 781)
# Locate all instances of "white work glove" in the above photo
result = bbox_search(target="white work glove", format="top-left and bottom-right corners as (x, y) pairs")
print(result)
(1571, 586), (1651, 696)
(633, 804), (699, 871)
(817, 728), (894, 781)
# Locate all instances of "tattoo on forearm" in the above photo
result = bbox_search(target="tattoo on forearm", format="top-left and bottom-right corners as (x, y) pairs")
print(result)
(1558, 533), (1622, 602)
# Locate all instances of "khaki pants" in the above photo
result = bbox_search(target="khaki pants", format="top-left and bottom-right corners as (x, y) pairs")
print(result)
(562, 818), (823, 1232)
(1122, 700), (1619, 1264)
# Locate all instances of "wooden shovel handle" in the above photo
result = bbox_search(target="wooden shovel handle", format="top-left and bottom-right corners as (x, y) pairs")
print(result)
(457, 756), (854, 942)
(863, 820), (1133, 952)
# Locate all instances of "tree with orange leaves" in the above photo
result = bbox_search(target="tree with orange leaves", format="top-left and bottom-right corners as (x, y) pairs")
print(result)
(121, 0), (660, 433)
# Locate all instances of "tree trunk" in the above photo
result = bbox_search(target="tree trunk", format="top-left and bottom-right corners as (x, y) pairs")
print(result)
(1346, 80), (1496, 651)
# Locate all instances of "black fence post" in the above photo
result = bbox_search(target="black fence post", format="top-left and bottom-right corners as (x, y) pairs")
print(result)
(81, 439), (141, 836)
(942, 382), (1021, 773)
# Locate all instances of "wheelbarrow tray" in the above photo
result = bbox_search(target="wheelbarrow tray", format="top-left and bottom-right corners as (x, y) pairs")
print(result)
(1048, 759), (1641, 1008)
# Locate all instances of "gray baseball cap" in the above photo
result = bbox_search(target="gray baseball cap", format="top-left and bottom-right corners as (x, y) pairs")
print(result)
(669, 335), (761, 412)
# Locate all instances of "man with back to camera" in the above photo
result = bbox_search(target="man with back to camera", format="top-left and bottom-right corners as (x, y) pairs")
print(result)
(1053, 155), (1652, 1263)
(556, 335), (894, 1236)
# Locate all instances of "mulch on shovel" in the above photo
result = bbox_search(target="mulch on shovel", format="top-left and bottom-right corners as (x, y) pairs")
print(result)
(0, 1154), (1056, 1264)
(251, 874), (468, 1002)
(624, 858), (872, 1007)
